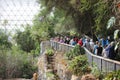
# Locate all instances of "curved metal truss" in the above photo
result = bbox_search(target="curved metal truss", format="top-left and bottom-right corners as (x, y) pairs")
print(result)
(0, 0), (40, 31)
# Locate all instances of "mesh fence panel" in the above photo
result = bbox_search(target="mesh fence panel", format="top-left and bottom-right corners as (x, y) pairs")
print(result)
(0, 0), (40, 32)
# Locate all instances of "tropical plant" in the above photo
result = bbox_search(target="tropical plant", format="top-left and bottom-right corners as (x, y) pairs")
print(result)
(46, 48), (54, 56)
(31, 41), (40, 57)
(104, 70), (120, 80)
(68, 55), (91, 76)
(20, 61), (37, 78)
(91, 63), (104, 80)
(0, 45), (37, 79)
(31, 8), (55, 41)
(38, 0), (113, 33)
(0, 29), (12, 49)
(65, 45), (85, 60)
(36, 0), (117, 37)
(14, 26), (36, 53)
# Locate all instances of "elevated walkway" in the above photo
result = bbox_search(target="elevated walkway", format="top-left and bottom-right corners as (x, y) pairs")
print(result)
(41, 40), (120, 73)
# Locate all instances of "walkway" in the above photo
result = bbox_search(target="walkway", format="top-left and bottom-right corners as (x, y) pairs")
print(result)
(48, 40), (120, 73)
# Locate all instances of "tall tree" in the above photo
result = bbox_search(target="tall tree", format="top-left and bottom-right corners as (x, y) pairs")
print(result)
(31, 8), (55, 41)
(15, 26), (35, 52)
(0, 29), (12, 49)
(36, 0), (114, 36)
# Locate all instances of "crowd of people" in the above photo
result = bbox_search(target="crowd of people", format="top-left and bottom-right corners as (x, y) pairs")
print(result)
(51, 35), (119, 60)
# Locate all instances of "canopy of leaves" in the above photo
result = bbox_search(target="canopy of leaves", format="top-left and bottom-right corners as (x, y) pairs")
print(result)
(15, 26), (36, 52)
(36, 0), (115, 37)
(0, 46), (37, 78)
(0, 29), (12, 49)
(31, 8), (55, 41)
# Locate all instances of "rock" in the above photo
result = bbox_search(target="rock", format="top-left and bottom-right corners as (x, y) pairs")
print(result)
(71, 75), (81, 80)
(81, 74), (96, 80)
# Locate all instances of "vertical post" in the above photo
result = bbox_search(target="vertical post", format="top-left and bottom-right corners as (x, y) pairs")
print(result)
(63, 45), (64, 52)
(92, 56), (93, 67)
(55, 42), (57, 50)
(101, 59), (102, 71)
(114, 63), (116, 71)
(57, 42), (59, 50)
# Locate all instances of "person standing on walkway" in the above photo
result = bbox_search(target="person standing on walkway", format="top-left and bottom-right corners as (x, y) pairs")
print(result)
(90, 39), (94, 52)
(78, 38), (83, 46)
(96, 43), (103, 56)
(102, 45), (108, 58)
(70, 38), (76, 46)
(93, 41), (99, 55)
(101, 38), (106, 47)
(108, 42), (116, 59)
(83, 39), (91, 51)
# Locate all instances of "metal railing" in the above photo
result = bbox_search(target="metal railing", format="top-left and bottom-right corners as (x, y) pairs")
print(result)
(49, 40), (120, 73)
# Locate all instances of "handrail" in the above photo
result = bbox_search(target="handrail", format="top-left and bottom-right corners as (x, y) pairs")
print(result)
(84, 47), (120, 65)
(49, 40), (120, 72)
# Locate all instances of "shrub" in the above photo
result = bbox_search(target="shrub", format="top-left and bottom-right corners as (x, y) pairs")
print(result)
(104, 70), (120, 80)
(68, 55), (91, 76)
(0, 50), (6, 78)
(46, 72), (55, 77)
(65, 45), (85, 60)
(0, 46), (37, 79)
(91, 63), (104, 79)
(46, 48), (54, 56)
(20, 61), (37, 79)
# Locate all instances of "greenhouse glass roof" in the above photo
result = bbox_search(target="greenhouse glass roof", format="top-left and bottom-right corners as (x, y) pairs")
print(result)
(0, 0), (40, 31)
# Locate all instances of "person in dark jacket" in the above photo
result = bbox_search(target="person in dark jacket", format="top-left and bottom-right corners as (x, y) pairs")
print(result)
(108, 42), (116, 59)
(96, 43), (103, 56)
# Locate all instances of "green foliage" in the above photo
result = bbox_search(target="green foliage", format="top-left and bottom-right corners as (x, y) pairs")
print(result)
(0, 45), (37, 79)
(15, 27), (36, 52)
(115, 46), (120, 61)
(36, 0), (115, 36)
(69, 30), (78, 36)
(65, 45), (85, 60)
(20, 61), (37, 78)
(93, 0), (112, 35)
(68, 55), (91, 76)
(0, 50), (6, 78)
(0, 29), (12, 49)
(46, 48), (54, 56)
(104, 70), (120, 80)
(53, 9), (76, 35)
(37, 0), (93, 34)
(31, 8), (55, 41)
(91, 63), (104, 79)
(46, 72), (55, 77)
(30, 40), (41, 57)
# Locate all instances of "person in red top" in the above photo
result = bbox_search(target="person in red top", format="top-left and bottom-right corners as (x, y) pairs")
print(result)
(78, 38), (83, 46)
(74, 37), (79, 43)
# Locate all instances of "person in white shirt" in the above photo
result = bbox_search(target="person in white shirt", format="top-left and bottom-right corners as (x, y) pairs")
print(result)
(89, 39), (94, 52)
